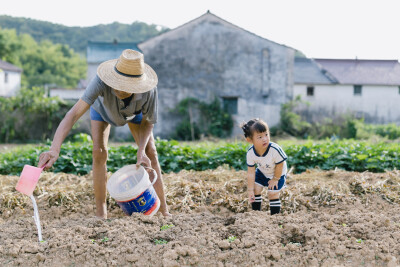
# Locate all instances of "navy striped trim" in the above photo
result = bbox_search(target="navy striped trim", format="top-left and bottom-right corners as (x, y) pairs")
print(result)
(270, 144), (287, 161)
(253, 143), (271, 157)
(276, 158), (287, 164)
(272, 142), (287, 158)
(269, 199), (281, 207)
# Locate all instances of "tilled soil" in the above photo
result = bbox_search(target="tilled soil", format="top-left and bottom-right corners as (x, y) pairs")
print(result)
(1, 168), (399, 266)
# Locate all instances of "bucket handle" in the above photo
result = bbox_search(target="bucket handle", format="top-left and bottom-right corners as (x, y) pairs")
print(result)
(141, 165), (158, 187)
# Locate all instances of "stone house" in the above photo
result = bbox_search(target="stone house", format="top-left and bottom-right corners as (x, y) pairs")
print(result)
(294, 58), (400, 124)
(86, 41), (140, 83)
(0, 59), (22, 97)
(138, 11), (296, 137)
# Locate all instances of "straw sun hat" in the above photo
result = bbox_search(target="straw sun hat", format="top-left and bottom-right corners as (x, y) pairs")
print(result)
(97, 49), (158, 93)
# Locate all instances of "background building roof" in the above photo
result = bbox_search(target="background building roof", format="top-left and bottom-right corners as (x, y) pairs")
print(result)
(314, 58), (400, 86)
(294, 57), (337, 84)
(0, 59), (22, 73)
(87, 41), (140, 63)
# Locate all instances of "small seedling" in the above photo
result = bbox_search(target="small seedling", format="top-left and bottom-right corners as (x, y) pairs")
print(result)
(342, 223), (347, 227)
(39, 240), (46, 243)
(90, 239), (95, 244)
(356, 239), (363, 243)
(154, 239), (168, 245)
(279, 225), (283, 228)
(227, 236), (237, 243)
(101, 237), (109, 242)
(160, 224), (175, 231)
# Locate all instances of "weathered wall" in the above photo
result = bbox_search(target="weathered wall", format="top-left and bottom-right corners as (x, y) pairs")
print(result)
(294, 84), (400, 124)
(0, 71), (21, 97)
(139, 13), (294, 138)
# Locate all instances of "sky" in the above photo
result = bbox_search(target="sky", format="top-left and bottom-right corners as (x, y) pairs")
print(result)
(2, 0), (399, 60)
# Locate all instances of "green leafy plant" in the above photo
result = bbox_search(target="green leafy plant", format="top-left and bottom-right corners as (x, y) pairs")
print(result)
(0, 138), (399, 175)
(154, 239), (168, 245)
(101, 237), (109, 242)
(160, 224), (175, 231)
(227, 236), (237, 243)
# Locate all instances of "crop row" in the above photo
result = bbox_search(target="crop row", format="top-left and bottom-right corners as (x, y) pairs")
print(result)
(0, 139), (398, 175)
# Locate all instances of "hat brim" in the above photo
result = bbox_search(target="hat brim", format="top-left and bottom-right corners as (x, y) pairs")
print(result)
(97, 59), (158, 93)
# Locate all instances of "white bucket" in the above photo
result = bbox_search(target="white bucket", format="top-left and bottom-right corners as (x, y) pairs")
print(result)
(107, 165), (160, 216)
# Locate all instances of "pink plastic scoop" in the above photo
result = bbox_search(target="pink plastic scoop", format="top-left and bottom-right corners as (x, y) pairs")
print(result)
(15, 165), (45, 196)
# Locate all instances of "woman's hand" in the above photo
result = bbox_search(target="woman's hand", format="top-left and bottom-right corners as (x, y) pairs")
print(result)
(136, 150), (151, 167)
(38, 150), (59, 169)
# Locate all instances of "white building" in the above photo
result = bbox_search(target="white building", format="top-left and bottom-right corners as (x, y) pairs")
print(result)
(294, 58), (400, 124)
(0, 59), (22, 97)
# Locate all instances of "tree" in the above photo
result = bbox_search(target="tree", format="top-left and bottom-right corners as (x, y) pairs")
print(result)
(0, 27), (86, 88)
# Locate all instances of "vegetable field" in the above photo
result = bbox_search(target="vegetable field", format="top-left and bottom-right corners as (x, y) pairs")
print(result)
(0, 138), (399, 175)
(0, 138), (399, 266)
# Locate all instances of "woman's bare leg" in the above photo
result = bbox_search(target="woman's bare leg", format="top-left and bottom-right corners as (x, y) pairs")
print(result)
(91, 120), (111, 218)
(128, 123), (170, 216)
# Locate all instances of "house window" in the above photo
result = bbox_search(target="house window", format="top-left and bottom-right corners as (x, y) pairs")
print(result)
(222, 97), (238, 115)
(353, 85), (362, 95)
(306, 86), (314, 96)
(4, 72), (8, 84)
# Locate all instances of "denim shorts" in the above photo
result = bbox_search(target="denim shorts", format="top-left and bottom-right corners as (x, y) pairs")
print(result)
(255, 168), (287, 192)
(90, 106), (142, 124)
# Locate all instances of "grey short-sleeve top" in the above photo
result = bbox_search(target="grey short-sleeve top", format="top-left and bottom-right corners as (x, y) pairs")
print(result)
(81, 75), (158, 126)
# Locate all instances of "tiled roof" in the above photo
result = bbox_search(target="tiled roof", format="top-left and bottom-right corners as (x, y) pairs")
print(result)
(0, 60), (22, 73)
(314, 59), (400, 86)
(87, 41), (141, 63)
(294, 57), (337, 84)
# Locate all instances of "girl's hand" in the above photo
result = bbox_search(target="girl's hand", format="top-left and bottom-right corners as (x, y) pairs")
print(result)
(248, 190), (255, 203)
(38, 150), (59, 170)
(268, 179), (279, 190)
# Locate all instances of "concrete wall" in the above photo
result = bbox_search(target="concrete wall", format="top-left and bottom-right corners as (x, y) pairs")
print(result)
(294, 84), (400, 124)
(50, 89), (85, 100)
(87, 64), (98, 84)
(139, 13), (294, 138)
(0, 71), (21, 97)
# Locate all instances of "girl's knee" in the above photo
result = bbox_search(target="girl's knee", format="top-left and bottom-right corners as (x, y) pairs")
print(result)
(92, 148), (108, 165)
(254, 184), (263, 195)
(268, 191), (280, 200)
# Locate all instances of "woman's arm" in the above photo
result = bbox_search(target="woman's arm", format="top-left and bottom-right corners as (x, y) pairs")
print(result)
(132, 119), (154, 166)
(38, 99), (90, 168)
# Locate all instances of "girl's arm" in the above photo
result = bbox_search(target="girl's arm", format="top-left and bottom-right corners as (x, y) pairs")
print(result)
(273, 162), (284, 180)
(247, 166), (256, 202)
(38, 99), (90, 168)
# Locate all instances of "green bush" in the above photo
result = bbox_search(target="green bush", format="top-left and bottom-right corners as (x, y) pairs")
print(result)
(0, 87), (73, 143)
(278, 97), (400, 140)
(172, 97), (233, 140)
(353, 120), (400, 140)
